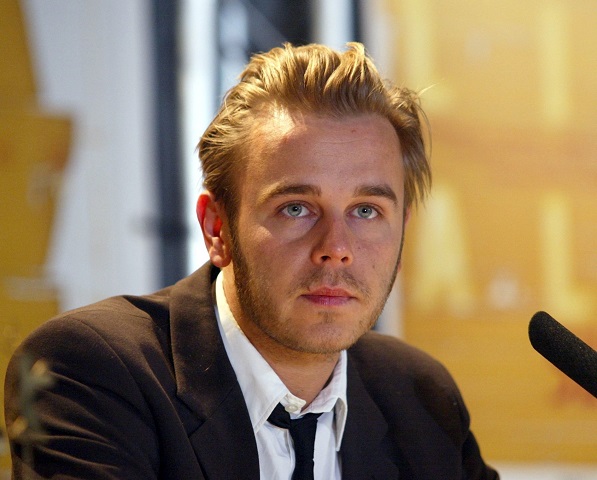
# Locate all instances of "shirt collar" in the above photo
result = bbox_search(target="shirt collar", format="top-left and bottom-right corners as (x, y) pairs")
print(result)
(214, 270), (348, 450)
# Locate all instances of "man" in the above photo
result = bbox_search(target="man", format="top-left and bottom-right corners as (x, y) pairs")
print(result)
(5, 43), (499, 479)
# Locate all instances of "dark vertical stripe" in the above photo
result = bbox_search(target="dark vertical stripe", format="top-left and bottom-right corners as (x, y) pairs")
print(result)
(352, 0), (362, 43)
(152, 0), (187, 286)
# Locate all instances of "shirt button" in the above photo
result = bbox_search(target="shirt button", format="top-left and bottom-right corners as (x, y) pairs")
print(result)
(285, 403), (300, 413)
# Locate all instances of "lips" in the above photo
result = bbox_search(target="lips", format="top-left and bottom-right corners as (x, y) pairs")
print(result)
(301, 287), (355, 306)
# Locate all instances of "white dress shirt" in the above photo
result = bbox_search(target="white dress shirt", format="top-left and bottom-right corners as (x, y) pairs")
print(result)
(214, 271), (347, 480)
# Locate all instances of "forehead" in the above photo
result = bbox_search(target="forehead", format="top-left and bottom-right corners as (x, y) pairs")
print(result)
(247, 109), (402, 170)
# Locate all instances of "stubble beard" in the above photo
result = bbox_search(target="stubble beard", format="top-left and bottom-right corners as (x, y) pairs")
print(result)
(229, 227), (405, 355)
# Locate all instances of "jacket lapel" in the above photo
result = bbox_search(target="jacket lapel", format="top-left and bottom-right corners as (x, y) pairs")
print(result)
(341, 354), (400, 479)
(169, 264), (260, 479)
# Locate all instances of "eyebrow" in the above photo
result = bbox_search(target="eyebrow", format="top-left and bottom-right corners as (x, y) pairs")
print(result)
(259, 182), (398, 205)
(258, 183), (322, 204)
(354, 185), (398, 205)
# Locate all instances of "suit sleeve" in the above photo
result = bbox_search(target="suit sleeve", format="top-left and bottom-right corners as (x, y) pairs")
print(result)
(5, 316), (161, 480)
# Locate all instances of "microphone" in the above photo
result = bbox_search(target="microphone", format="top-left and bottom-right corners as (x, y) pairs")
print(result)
(528, 311), (597, 398)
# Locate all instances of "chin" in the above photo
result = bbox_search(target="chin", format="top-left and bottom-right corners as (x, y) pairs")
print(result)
(291, 324), (368, 355)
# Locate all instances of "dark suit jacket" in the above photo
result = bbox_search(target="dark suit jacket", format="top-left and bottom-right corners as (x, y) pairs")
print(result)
(5, 263), (499, 479)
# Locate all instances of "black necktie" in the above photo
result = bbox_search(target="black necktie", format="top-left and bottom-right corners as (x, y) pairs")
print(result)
(267, 403), (322, 480)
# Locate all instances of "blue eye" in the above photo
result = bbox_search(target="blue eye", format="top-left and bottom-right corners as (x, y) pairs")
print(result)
(354, 205), (378, 219)
(284, 204), (307, 217)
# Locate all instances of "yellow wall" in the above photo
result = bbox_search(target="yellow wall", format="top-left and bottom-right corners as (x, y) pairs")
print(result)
(387, 0), (597, 463)
(0, 0), (70, 469)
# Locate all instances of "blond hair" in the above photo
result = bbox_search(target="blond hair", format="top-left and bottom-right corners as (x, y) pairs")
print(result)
(199, 42), (431, 221)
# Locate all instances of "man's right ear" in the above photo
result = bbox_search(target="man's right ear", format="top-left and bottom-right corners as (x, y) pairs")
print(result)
(196, 192), (232, 268)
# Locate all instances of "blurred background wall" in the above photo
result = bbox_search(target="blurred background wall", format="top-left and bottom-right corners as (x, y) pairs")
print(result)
(385, 0), (597, 475)
(1, 0), (596, 477)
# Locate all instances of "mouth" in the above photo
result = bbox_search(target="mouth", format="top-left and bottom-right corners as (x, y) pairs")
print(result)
(301, 287), (355, 307)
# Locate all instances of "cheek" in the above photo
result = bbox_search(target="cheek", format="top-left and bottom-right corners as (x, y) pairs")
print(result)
(247, 226), (278, 252)
(354, 234), (403, 275)
(353, 222), (402, 251)
(239, 227), (298, 277)
(263, 217), (319, 245)
(253, 220), (317, 255)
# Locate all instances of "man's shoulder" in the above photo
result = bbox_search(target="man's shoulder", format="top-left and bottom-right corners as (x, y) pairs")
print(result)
(348, 331), (470, 443)
(7, 291), (172, 389)
(18, 263), (216, 357)
(29, 288), (171, 348)
(348, 330), (463, 403)
(349, 330), (451, 379)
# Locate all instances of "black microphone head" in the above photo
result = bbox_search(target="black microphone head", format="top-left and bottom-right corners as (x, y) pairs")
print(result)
(528, 311), (597, 398)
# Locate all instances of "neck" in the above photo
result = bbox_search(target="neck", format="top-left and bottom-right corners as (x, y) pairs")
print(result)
(258, 345), (340, 406)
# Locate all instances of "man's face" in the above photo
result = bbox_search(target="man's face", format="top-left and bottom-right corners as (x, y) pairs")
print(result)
(222, 111), (408, 357)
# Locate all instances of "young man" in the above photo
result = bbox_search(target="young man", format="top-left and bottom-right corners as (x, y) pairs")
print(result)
(5, 43), (499, 479)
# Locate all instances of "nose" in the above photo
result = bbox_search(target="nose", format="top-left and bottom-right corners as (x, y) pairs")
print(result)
(310, 215), (354, 266)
